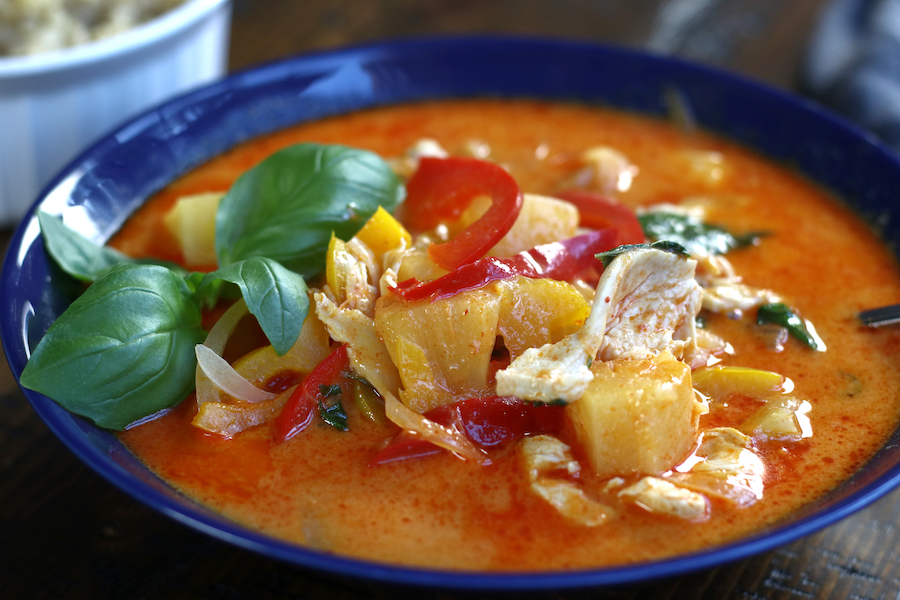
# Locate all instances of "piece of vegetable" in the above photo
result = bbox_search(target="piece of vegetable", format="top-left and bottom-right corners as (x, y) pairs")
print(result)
(371, 396), (566, 464)
(216, 143), (405, 277)
(692, 366), (791, 402)
(196, 257), (309, 356)
(567, 353), (702, 478)
(353, 206), (413, 262)
(555, 190), (645, 245)
(20, 264), (206, 430)
(638, 211), (762, 256)
(393, 229), (617, 303)
(756, 303), (827, 351)
(274, 344), (352, 441)
(353, 380), (388, 426)
(400, 156), (523, 271)
(163, 191), (223, 268)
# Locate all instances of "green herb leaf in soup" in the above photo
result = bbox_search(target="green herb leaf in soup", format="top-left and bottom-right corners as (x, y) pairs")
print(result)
(596, 240), (689, 268)
(757, 302), (827, 352)
(638, 211), (763, 256)
(216, 143), (406, 277)
(20, 264), (206, 430)
(37, 211), (135, 282)
(197, 257), (310, 356)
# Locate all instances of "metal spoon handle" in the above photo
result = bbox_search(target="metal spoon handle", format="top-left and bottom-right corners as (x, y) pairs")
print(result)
(859, 304), (900, 327)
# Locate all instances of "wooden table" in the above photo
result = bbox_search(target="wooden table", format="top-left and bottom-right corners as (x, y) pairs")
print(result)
(7, 1), (898, 598)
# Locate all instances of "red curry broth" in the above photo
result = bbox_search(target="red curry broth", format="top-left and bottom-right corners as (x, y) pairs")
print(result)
(116, 99), (900, 570)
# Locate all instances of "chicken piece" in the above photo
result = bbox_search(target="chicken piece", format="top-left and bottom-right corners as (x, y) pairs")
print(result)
(326, 236), (379, 318)
(668, 427), (765, 506)
(566, 146), (638, 193)
(496, 247), (702, 403)
(694, 253), (781, 314)
(518, 435), (613, 527)
(567, 352), (705, 477)
(388, 138), (449, 179)
(314, 292), (401, 400)
(618, 476), (709, 520)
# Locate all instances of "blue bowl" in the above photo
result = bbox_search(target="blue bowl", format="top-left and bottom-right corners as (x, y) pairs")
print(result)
(4, 37), (900, 591)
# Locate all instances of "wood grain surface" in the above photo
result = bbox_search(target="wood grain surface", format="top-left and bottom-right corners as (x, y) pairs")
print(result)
(6, 1), (899, 598)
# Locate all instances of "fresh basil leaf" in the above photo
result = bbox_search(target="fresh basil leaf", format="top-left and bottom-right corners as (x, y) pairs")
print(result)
(216, 143), (405, 277)
(38, 211), (188, 281)
(20, 264), (206, 430)
(320, 384), (343, 398)
(37, 211), (134, 282)
(198, 257), (309, 356)
(596, 240), (689, 268)
(757, 302), (827, 352)
(318, 399), (349, 431)
(638, 211), (764, 255)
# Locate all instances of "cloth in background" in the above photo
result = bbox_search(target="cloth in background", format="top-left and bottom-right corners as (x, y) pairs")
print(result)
(804, 0), (900, 152)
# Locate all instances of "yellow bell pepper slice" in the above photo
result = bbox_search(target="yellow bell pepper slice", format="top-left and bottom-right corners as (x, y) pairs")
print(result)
(692, 366), (790, 402)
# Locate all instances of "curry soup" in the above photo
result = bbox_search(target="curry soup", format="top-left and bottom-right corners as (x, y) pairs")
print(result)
(114, 99), (900, 571)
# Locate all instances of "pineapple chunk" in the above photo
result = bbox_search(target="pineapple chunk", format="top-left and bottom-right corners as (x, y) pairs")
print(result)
(567, 352), (702, 478)
(497, 277), (590, 360)
(376, 286), (502, 413)
(163, 191), (223, 268)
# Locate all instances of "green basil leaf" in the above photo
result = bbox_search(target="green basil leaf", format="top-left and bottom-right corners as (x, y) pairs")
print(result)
(757, 302), (827, 352)
(38, 211), (188, 281)
(216, 143), (405, 277)
(20, 264), (206, 430)
(198, 257), (309, 356)
(638, 211), (764, 255)
(318, 399), (349, 431)
(37, 211), (134, 282)
(596, 240), (689, 268)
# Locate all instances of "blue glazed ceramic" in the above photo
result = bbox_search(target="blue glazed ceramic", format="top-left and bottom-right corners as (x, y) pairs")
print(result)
(4, 37), (900, 591)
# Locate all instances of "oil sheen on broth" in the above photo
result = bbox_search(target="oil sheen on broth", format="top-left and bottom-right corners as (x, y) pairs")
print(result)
(116, 99), (900, 571)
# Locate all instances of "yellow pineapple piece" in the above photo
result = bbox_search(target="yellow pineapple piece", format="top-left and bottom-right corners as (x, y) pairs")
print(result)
(163, 191), (223, 268)
(568, 352), (702, 478)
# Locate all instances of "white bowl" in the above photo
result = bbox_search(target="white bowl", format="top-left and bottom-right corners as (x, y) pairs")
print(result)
(0, 0), (232, 227)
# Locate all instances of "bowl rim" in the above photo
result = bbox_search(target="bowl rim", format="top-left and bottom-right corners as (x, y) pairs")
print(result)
(0, 0), (230, 78)
(5, 35), (900, 591)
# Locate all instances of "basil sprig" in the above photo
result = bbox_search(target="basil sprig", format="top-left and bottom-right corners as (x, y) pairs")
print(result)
(23, 143), (404, 430)
(638, 211), (764, 256)
(217, 143), (405, 277)
(20, 264), (206, 430)
(757, 302), (827, 352)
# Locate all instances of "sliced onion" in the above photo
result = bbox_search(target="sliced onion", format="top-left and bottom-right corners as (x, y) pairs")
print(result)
(196, 299), (249, 406)
(384, 392), (489, 464)
(193, 385), (296, 439)
(195, 344), (276, 404)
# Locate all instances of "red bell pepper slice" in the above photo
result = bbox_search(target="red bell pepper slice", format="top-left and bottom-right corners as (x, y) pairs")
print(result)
(393, 228), (617, 303)
(556, 189), (646, 246)
(370, 396), (566, 465)
(401, 156), (524, 271)
(273, 344), (351, 442)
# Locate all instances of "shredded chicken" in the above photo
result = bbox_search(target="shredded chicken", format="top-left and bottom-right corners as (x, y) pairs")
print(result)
(388, 138), (449, 179)
(618, 476), (709, 520)
(314, 292), (401, 399)
(496, 247), (702, 403)
(668, 427), (765, 506)
(519, 435), (613, 526)
(694, 253), (781, 314)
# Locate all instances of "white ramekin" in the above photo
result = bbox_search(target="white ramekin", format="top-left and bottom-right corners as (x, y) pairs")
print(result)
(0, 0), (232, 227)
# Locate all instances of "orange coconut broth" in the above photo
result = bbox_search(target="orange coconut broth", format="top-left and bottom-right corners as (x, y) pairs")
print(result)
(115, 99), (900, 571)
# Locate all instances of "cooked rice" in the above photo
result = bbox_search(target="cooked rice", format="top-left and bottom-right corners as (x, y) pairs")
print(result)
(0, 0), (186, 56)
